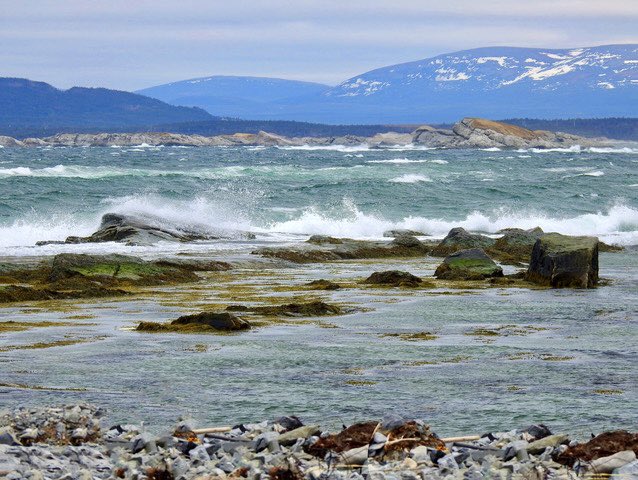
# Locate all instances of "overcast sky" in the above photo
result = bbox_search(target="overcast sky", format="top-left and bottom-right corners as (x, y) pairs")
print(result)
(2, 0), (637, 91)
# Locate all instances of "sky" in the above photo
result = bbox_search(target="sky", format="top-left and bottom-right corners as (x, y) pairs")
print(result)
(1, 0), (637, 91)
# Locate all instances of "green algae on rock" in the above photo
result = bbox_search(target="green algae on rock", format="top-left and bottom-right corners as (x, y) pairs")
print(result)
(362, 270), (424, 287)
(226, 301), (344, 317)
(431, 227), (495, 257)
(526, 233), (599, 288)
(434, 248), (503, 280)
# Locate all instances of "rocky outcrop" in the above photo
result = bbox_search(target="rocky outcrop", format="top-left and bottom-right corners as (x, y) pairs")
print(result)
(38, 213), (254, 246)
(434, 249), (503, 280)
(431, 227), (495, 257)
(413, 118), (609, 149)
(489, 227), (545, 264)
(526, 233), (599, 288)
(1, 118), (612, 149)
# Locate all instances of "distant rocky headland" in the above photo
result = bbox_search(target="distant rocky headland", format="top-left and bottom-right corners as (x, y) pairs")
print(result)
(0, 118), (612, 150)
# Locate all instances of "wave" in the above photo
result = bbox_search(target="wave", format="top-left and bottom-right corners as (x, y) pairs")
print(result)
(367, 158), (448, 165)
(389, 174), (432, 183)
(264, 201), (638, 245)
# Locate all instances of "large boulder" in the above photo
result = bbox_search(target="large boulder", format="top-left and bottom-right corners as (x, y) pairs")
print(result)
(526, 233), (599, 288)
(434, 248), (503, 280)
(431, 227), (495, 257)
(38, 213), (255, 246)
(489, 227), (544, 263)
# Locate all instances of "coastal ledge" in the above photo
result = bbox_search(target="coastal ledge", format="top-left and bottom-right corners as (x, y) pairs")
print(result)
(1, 404), (637, 479)
(0, 118), (613, 150)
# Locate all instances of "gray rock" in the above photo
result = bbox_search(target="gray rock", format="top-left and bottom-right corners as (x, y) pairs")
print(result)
(590, 450), (636, 474)
(525, 434), (569, 454)
(434, 248), (503, 280)
(612, 459), (638, 478)
(278, 425), (321, 446)
(431, 228), (495, 257)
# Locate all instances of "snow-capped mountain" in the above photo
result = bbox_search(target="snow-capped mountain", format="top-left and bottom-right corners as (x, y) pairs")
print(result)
(137, 45), (638, 123)
(329, 45), (637, 97)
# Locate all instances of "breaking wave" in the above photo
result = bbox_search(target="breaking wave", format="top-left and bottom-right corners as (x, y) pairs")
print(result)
(389, 174), (432, 183)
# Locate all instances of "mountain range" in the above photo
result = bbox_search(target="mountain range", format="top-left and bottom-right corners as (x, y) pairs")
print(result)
(0, 78), (212, 137)
(138, 44), (638, 124)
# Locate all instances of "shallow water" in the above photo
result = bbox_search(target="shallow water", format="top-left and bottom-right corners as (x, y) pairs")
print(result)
(0, 145), (637, 436)
(1, 253), (636, 437)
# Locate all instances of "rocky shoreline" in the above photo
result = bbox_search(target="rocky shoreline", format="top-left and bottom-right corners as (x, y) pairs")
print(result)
(0, 118), (613, 150)
(1, 404), (637, 479)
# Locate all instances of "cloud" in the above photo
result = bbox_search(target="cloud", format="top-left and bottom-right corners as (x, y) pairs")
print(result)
(1, 0), (637, 89)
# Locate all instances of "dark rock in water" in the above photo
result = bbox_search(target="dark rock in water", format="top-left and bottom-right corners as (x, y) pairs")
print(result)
(489, 227), (544, 263)
(307, 235), (343, 245)
(431, 227), (495, 257)
(434, 248), (503, 280)
(363, 270), (422, 287)
(598, 241), (623, 252)
(383, 229), (427, 238)
(171, 312), (250, 331)
(227, 301), (343, 317)
(306, 279), (342, 290)
(525, 424), (552, 441)
(390, 234), (424, 248)
(273, 416), (304, 432)
(40, 212), (254, 246)
(526, 233), (598, 288)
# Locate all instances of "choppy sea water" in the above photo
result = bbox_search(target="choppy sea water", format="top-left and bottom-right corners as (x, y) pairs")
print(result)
(0, 144), (637, 436)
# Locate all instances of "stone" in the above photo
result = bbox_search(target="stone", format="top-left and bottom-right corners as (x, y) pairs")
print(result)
(390, 235), (424, 248)
(363, 270), (423, 287)
(590, 450), (636, 474)
(307, 235), (343, 245)
(526, 233), (599, 288)
(431, 228), (495, 256)
(526, 434), (569, 454)
(434, 248), (503, 280)
(171, 312), (250, 331)
(489, 227), (544, 264)
(0, 427), (19, 446)
(339, 446), (369, 465)
(383, 229), (427, 238)
(278, 425), (321, 446)
(613, 459), (638, 478)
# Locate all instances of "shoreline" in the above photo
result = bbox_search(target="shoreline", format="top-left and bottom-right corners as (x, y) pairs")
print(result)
(1, 403), (637, 478)
(0, 117), (619, 150)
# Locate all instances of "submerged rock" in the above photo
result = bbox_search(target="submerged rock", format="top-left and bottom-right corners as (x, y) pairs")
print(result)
(431, 227), (495, 257)
(171, 312), (250, 331)
(526, 233), (599, 288)
(363, 270), (423, 287)
(227, 301), (343, 317)
(306, 279), (342, 290)
(434, 248), (503, 280)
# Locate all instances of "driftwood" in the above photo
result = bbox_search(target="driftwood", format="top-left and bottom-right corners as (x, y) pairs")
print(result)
(192, 426), (232, 435)
(441, 435), (481, 443)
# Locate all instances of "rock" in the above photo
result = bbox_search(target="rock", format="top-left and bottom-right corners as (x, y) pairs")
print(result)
(57, 213), (253, 246)
(613, 459), (638, 478)
(431, 228), (495, 257)
(273, 416), (304, 432)
(524, 424), (552, 441)
(526, 434), (569, 454)
(307, 235), (343, 245)
(0, 136), (24, 147)
(0, 427), (19, 446)
(489, 227), (544, 264)
(306, 279), (342, 290)
(390, 234), (424, 248)
(171, 312), (251, 331)
(227, 301), (343, 317)
(362, 270), (423, 287)
(383, 229), (427, 238)
(339, 445), (369, 465)
(434, 249), (503, 280)
(278, 425), (321, 446)
(588, 451), (636, 474)
(526, 233), (599, 288)
(556, 430), (638, 467)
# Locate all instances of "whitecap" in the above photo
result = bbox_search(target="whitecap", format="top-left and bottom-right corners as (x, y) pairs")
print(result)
(389, 174), (432, 183)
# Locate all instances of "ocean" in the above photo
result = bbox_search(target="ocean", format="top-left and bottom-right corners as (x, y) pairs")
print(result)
(0, 144), (637, 437)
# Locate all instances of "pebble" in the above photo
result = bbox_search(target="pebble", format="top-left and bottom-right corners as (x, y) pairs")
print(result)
(0, 404), (633, 479)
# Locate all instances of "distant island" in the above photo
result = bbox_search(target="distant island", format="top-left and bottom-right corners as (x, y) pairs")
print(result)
(0, 118), (618, 150)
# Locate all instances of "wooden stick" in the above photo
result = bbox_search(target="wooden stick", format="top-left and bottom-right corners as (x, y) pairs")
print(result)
(440, 435), (481, 443)
(384, 437), (420, 447)
(192, 426), (232, 434)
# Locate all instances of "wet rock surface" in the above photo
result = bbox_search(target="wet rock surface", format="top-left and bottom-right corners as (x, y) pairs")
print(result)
(434, 249), (504, 280)
(2, 404), (635, 479)
(526, 233), (599, 288)
(431, 228), (495, 257)
(362, 270), (423, 287)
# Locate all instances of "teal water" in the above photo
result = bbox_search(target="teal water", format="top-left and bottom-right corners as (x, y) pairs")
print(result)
(0, 145), (637, 254)
(0, 145), (637, 436)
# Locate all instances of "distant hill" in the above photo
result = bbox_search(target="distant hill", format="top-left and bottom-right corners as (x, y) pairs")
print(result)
(0, 78), (213, 137)
(137, 45), (638, 124)
(136, 76), (330, 119)
(502, 118), (638, 141)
